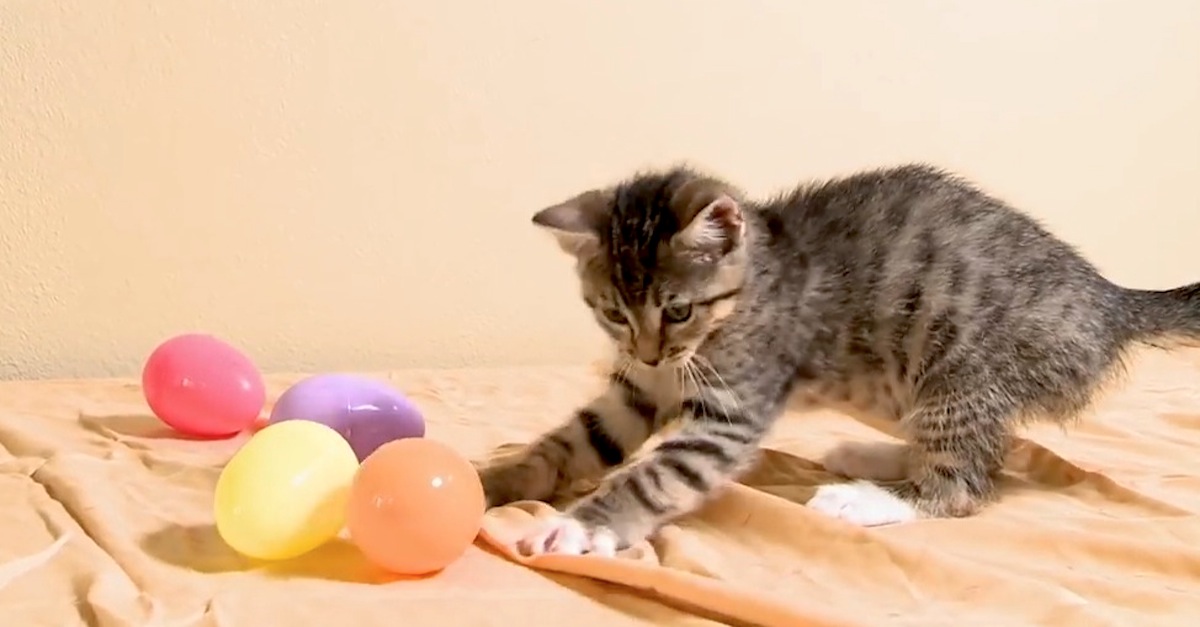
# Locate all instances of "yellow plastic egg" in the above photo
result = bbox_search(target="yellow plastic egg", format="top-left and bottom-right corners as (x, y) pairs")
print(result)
(214, 419), (359, 561)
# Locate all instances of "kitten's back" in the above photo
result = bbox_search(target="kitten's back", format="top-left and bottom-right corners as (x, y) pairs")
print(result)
(754, 164), (1166, 421)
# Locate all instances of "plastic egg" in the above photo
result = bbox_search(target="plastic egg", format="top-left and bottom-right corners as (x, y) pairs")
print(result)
(142, 333), (266, 438)
(214, 420), (359, 561)
(269, 373), (425, 462)
(346, 438), (485, 576)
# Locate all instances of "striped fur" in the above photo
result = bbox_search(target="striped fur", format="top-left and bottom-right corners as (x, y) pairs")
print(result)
(480, 163), (1200, 556)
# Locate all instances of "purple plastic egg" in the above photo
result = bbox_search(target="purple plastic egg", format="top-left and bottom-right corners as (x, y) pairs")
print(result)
(268, 373), (425, 462)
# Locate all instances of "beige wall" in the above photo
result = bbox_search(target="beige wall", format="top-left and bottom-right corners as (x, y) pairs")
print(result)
(1, 1), (1198, 380)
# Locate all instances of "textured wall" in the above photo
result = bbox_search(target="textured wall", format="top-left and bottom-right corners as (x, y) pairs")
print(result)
(2, 1), (1198, 380)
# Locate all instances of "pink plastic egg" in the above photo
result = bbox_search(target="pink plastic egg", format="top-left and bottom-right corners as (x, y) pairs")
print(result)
(142, 333), (266, 438)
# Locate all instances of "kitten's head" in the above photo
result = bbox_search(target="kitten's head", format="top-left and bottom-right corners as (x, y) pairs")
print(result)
(532, 167), (750, 369)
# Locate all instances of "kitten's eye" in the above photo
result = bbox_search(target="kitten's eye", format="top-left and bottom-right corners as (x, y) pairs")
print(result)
(663, 303), (693, 323)
(601, 307), (627, 324)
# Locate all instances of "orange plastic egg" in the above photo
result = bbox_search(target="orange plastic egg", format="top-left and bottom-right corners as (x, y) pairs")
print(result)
(346, 438), (485, 576)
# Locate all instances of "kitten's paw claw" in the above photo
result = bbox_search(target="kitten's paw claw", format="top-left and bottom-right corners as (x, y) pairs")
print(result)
(516, 515), (619, 558)
(806, 480), (918, 527)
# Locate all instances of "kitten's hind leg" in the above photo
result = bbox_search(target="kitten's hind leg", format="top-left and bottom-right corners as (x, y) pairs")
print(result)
(808, 393), (1014, 526)
(821, 440), (909, 482)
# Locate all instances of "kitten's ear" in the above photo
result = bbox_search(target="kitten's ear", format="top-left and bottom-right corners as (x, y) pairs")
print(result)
(531, 189), (611, 258)
(670, 182), (745, 261)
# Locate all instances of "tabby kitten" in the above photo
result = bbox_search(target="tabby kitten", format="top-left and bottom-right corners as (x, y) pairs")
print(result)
(479, 164), (1200, 557)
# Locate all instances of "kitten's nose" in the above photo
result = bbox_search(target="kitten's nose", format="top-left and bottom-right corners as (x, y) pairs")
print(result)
(634, 335), (661, 367)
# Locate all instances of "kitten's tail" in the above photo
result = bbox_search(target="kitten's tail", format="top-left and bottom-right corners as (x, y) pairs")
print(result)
(1123, 282), (1200, 346)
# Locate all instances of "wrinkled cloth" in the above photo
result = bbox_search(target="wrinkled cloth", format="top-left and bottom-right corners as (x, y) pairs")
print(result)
(2, 348), (1199, 626)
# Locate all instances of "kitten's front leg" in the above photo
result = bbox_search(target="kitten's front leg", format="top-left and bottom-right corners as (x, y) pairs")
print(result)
(479, 370), (661, 508)
(516, 382), (772, 557)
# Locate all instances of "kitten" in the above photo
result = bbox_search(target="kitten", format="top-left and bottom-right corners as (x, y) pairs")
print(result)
(479, 164), (1200, 557)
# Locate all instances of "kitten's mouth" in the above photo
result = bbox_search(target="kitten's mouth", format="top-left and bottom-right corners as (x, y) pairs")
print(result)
(622, 348), (694, 370)
(663, 349), (695, 368)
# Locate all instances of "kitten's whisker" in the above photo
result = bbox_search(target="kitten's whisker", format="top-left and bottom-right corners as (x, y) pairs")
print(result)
(674, 361), (685, 405)
(694, 355), (743, 424)
(684, 361), (705, 417)
(686, 355), (696, 396)
(685, 357), (728, 426)
(613, 358), (630, 388)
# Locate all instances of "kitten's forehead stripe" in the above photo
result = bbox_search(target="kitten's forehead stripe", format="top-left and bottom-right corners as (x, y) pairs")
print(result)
(604, 169), (691, 305)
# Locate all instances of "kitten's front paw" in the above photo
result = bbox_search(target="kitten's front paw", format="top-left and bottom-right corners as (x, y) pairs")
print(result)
(515, 514), (620, 558)
(806, 480), (918, 527)
(478, 463), (534, 508)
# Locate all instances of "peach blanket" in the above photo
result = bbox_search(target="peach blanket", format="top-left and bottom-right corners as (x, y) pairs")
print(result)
(2, 348), (1200, 626)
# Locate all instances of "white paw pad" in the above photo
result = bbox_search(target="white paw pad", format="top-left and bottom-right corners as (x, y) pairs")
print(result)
(516, 515), (619, 557)
(806, 480), (918, 527)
